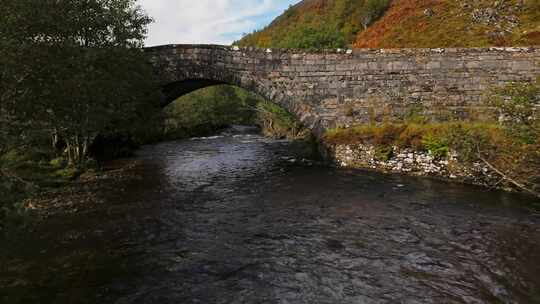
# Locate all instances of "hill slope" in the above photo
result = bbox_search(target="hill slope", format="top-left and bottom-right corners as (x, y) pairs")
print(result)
(235, 0), (391, 49)
(354, 0), (540, 48)
(236, 0), (540, 49)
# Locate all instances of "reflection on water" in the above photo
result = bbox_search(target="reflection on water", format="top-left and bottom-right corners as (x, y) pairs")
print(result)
(1, 127), (540, 304)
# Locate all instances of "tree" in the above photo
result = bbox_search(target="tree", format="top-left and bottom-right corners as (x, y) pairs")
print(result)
(490, 79), (540, 143)
(359, 0), (391, 30)
(278, 25), (347, 49)
(0, 0), (158, 166)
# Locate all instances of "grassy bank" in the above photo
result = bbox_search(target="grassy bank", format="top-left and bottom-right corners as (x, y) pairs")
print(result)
(326, 122), (539, 196)
(325, 80), (540, 197)
(0, 146), (80, 233)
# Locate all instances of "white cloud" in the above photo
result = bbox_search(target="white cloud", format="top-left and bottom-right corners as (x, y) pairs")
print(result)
(137, 0), (299, 46)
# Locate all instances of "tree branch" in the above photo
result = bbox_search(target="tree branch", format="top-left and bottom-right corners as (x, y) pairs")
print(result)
(477, 154), (540, 198)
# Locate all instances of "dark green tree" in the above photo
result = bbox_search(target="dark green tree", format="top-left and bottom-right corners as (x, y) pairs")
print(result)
(0, 0), (157, 165)
(278, 25), (347, 49)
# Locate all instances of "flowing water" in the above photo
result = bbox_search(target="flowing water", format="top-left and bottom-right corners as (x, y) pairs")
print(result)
(2, 126), (540, 304)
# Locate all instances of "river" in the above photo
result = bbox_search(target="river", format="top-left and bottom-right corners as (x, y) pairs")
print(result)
(1, 126), (540, 303)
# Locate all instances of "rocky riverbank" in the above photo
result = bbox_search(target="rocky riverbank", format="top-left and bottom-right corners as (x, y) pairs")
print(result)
(330, 143), (502, 189)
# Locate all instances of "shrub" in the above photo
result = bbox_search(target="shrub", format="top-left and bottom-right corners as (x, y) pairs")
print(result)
(490, 80), (539, 125)
(50, 157), (68, 169)
(489, 80), (540, 144)
(255, 101), (310, 140)
(421, 133), (449, 158)
(374, 145), (393, 161)
(278, 24), (347, 50)
(54, 167), (80, 180)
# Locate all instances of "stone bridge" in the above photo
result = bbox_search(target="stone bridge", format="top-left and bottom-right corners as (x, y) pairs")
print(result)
(146, 44), (539, 134)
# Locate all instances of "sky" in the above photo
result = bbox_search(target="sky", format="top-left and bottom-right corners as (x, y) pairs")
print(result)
(136, 0), (301, 47)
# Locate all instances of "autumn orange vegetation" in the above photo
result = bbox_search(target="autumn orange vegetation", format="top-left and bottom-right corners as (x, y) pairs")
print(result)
(238, 0), (540, 49)
(354, 0), (540, 48)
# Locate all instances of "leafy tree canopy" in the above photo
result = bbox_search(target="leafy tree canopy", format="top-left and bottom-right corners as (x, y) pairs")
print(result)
(0, 0), (158, 165)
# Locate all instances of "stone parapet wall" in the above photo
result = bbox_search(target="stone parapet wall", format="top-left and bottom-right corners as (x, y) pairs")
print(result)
(146, 44), (540, 134)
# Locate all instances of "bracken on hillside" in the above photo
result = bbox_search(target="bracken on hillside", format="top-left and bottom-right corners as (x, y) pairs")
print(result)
(236, 0), (540, 49)
(354, 0), (540, 48)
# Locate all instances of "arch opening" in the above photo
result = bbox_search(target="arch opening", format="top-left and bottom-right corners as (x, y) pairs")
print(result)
(161, 82), (312, 142)
(160, 79), (227, 107)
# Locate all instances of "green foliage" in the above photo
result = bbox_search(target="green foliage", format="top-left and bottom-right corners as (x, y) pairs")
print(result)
(54, 167), (80, 180)
(164, 85), (311, 140)
(49, 157), (68, 169)
(1, 150), (26, 164)
(1, 0), (157, 166)
(421, 134), (449, 158)
(0, 144), (87, 233)
(276, 24), (347, 49)
(374, 145), (393, 161)
(163, 85), (259, 138)
(1, 0), (157, 229)
(255, 101), (310, 140)
(489, 80), (540, 144)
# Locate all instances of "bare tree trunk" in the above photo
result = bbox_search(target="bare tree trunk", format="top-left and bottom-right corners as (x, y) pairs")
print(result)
(65, 135), (87, 167)
(51, 128), (59, 150)
(66, 141), (74, 165)
(76, 135), (84, 166)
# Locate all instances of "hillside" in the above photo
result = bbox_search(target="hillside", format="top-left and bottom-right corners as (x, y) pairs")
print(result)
(236, 0), (540, 49)
(235, 0), (391, 49)
(354, 0), (540, 48)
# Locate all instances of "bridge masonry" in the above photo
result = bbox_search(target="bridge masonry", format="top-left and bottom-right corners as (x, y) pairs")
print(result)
(146, 44), (540, 134)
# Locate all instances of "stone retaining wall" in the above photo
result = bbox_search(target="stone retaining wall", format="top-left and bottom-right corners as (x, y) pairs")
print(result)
(332, 144), (501, 188)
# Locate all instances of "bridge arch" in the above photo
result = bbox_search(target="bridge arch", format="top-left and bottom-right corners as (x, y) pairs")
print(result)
(146, 44), (540, 135)
(160, 77), (272, 108)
